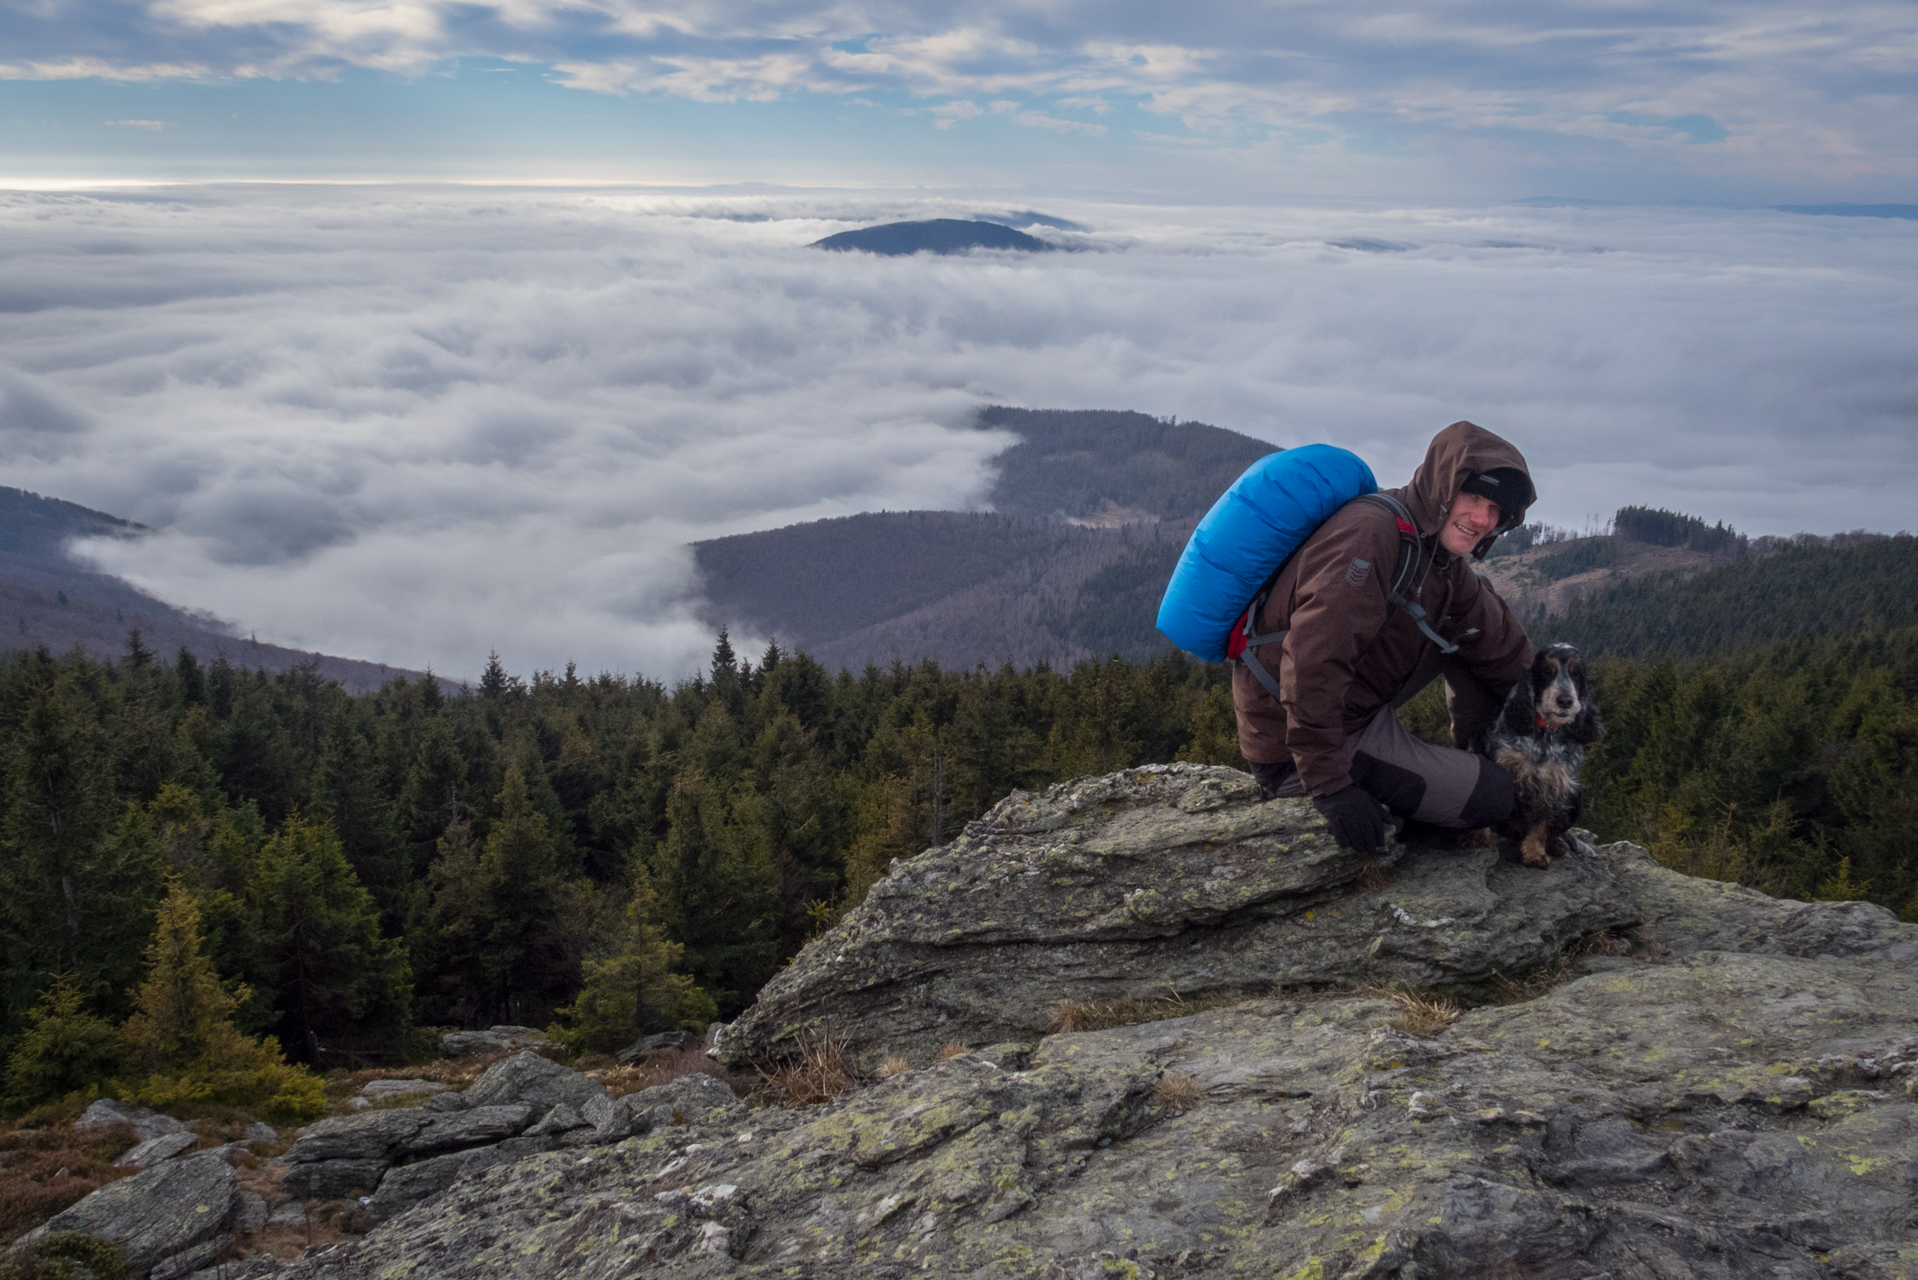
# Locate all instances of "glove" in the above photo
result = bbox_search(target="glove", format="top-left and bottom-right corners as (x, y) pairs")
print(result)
(1313, 785), (1386, 853)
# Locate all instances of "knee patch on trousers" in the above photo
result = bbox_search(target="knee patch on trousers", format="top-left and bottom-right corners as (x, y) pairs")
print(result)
(1458, 756), (1516, 829)
(1350, 752), (1427, 818)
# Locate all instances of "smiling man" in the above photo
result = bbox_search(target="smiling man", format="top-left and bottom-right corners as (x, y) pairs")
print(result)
(1235, 421), (1537, 854)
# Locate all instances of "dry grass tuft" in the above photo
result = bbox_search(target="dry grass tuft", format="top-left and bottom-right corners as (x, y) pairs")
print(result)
(1570, 928), (1631, 958)
(936, 1041), (970, 1061)
(1365, 985), (1461, 1037)
(0, 1121), (140, 1244)
(877, 1056), (911, 1078)
(1353, 862), (1394, 893)
(1047, 989), (1241, 1035)
(586, 1045), (737, 1100)
(1153, 1073), (1203, 1112)
(1487, 956), (1574, 1006)
(757, 1027), (857, 1108)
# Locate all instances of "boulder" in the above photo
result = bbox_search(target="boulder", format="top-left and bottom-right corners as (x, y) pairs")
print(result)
(281, 1157), (392, 1201)
(75, 1098), (185, 1143)
(460, 1050), (609, 1115)
(13, 1151), (241, 1277)
(113, 1131), (198, 1168)
(400, 1105), (531, 1157)
(358, 1078), (449, 1101)
(440, 1025), (549, 1060)
(243, 1122), (278, 1144)
(282, 1110), (424, 1164)
(614, 1073), (747, 1139)
(272, 834), (1918, 1279)
(717, 764), (1639, 1069)
(615, 1029), (696, 1065)
(364, 1146), (511, 1227)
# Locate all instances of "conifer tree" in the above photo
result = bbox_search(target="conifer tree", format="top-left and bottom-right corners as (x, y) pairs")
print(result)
(119, 880), (324, 1117)
(648, 767), (777, 1014)
(253, 814), (411, 1062)
(548, 862), (714, 1054)
(4, 973), (124, 1106)
(0, 677), (160, 1041)
(478, 765), (566, 1024)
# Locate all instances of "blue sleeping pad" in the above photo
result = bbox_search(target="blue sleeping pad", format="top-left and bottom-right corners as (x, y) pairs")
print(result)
(1156, 444), (1379, 662)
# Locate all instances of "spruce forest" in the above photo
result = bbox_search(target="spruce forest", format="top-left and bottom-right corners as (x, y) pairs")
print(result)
(3, 532), (1916, 1118)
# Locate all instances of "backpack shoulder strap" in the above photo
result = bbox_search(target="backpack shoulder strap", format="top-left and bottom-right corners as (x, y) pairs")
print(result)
(1352, 493), (1459, 655)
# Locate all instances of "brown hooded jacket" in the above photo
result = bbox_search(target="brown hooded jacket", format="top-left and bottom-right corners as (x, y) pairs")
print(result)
(1231, 421), (1535, 794)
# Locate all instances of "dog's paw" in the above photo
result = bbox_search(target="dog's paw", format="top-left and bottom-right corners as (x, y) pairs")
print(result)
(1463, 827), (1498, 849)
(1520, 830), (1552, 869)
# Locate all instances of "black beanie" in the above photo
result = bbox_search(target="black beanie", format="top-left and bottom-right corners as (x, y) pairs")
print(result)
(1460, 467), (1533, 529)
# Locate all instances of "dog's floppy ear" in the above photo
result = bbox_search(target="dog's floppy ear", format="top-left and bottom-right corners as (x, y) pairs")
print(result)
(1566, 697), (1604, 746)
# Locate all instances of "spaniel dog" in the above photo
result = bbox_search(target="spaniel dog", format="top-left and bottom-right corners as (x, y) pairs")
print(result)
(1481, 643), (1604, 869)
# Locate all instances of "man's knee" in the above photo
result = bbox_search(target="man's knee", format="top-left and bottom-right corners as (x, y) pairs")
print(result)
(1350, 753), (1427, 817)
(1458, 757), (1515, 828)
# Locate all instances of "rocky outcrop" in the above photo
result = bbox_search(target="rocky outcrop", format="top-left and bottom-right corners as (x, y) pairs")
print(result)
(76, 1099), (186, 1143)
(273, 833), (1918, 1279)
(439, 1025), (550, 1059)
(12, 1152), (245, 1278)
(279, 1051), (608, 1199)
(717, 765), (1638, 1070)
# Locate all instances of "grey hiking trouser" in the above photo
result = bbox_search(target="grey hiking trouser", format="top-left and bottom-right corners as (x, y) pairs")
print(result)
(1252, 655), (1515, 828)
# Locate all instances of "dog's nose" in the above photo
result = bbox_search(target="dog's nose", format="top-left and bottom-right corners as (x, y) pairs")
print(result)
(1556, 695), (1574, 709)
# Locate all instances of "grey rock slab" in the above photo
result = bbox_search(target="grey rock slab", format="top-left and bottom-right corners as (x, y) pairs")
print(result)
(525, 1103), (585, 1136)
(15, 1151), (238, 1276)
(615, 1072), (748, 1138)
(243, 1122), (278, 1144)
(363, 1145), (510, 1227)
(439, 1025), (548, 1060)
(615, 1028), (696, 1064)
(401, 1104), (532, 1156)
(280, 1157), (391, 1201)
(75, 1098), (186, 1143)
(458, 1049), (608, 1115)
(356, 1078), (449, 1100)
(719, 766), (1640, 1070)
(282, 1110), (423, 1163)
(150, 1234), (234, 1280)
(180, 1258), (279, 1280)
(114, 1130), (200, 1168)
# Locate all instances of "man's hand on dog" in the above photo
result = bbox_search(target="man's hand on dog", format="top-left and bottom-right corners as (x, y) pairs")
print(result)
(1313, 785), (1385, 853)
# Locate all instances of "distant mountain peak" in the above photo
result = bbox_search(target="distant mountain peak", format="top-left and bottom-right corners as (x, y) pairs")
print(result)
(810, 219), (1054, 257)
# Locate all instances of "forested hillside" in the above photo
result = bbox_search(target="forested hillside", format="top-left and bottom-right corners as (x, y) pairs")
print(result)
(695, 406), (1272, 669)
(1539, 534), (1918, 657)
(0, 486), (438, 693)
(0, 635), (1246, 1103)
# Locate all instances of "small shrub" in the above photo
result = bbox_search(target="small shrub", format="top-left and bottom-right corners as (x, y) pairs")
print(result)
(0, 1230), (132, 1280)
(1153, 1073), (1202, 1112)
(877, 1056), (910, 1078)
(756, 1028), (855, 1108)
(936, 1042), (969, 1061)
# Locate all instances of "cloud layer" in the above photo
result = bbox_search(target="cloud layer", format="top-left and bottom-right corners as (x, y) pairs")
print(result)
(0, 185), (1913, 681)
(3, 0), (1915, 195)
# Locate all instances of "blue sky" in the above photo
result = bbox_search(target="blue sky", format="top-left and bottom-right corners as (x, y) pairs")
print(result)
(4, 0), (1915, 200)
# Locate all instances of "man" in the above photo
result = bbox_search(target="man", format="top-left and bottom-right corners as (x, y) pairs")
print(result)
(1234, 421), (1535, 853)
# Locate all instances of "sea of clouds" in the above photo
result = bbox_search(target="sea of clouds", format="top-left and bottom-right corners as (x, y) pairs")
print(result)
(0, 185), (1912, 681)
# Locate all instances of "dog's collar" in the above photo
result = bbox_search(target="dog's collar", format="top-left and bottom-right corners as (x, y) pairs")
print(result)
(1535, 715), (1560, 731)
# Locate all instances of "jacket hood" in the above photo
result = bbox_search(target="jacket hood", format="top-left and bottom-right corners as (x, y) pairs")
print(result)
(1392, 421), (1534, 561)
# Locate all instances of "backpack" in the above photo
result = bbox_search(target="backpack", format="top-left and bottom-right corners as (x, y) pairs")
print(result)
(1155, 445), (1459, 703)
